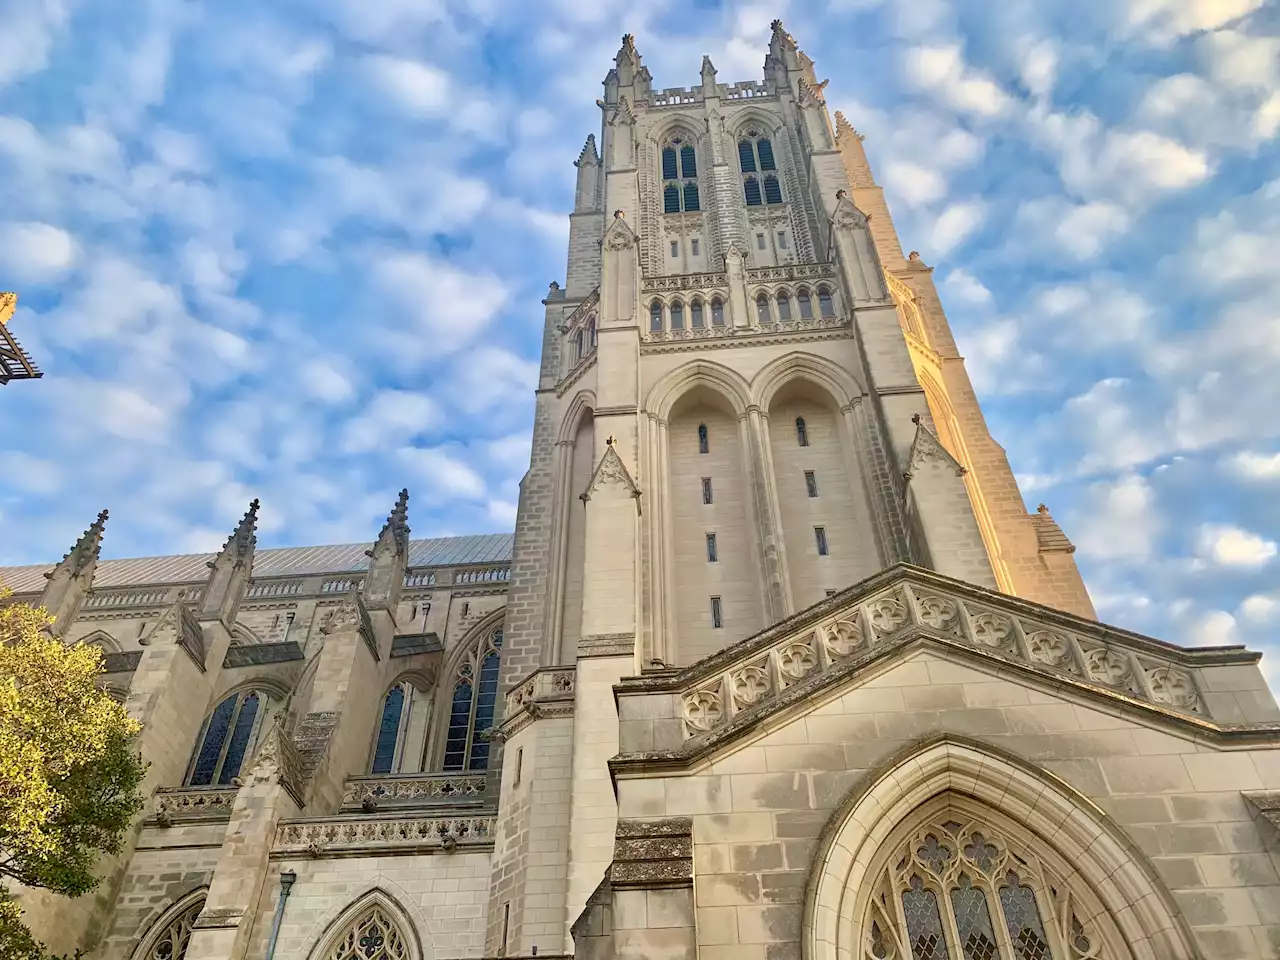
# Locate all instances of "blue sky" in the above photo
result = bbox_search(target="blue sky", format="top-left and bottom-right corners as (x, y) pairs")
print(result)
(2, 0), (1279, 682)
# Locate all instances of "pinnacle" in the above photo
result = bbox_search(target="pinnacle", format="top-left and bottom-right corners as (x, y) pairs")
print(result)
(220, 498), (260, 557)
(65, 508), (109, 570)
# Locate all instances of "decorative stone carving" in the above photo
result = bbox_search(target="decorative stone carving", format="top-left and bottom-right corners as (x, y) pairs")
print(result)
(968, 611), (1014, 650)
(777, 639), (818, 682)
(1082, 646), (1137, 692)
(153, 787), (239, 823)
(822, 618), (865, 659)
(580, 443), (642, 506)
(274, 816), (494, 855)
(914, 595), (961, 635)
(342, 774), (486, 809)
(682, 688), (724, 733)
(731, 663), (771, 709)
(1026, 630), (1074, 669)
(552, 671), (574, 693)
(867, 594), (908, 639)
(1146, 665), (1202, 713)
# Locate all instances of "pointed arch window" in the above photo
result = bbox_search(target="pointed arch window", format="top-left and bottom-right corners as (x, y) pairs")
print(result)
(756, 293), (771, 323)
(136, 892), (205, 960)
(739, 131), (781, 206)
(650, 300), (664, 332)
(818, 287), (835, 318)
(325, 901), (412, 960)
(371, 683), (410, 774)
(661, 137), (700, 213)
(574, 328), (585, 362)
(670, 300), (684, 330)
(711, 298), (725, 327)
(588, 317), (598, 348)
(442, 628), (503, 772)
(777, 293), (792, 321)
(187, 688), (270, 786)
(691, 300), (705, 329)
(797, 289), (814, 319)
(698, 424), (709, 455)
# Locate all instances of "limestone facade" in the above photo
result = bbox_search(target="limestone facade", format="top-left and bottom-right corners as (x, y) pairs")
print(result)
(3, 20), (1280, 960)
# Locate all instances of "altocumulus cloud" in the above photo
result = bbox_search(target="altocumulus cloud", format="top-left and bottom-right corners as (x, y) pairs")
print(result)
(0, 0), (1279, 696)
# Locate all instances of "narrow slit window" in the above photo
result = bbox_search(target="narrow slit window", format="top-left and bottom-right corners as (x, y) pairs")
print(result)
(796, 417), (809, 446)
(698, 424), (709, 454)
(711, 596), (723, 629)
(711, 298), (725, 326)
(691, 301), (704, 328)
(702, 477), (713, 504)
(706, 533), (718, 563)
(513, 748), (523, 787)
(691, 238), (700, 256)
(815, 527), (829, 556)
(805, 470), (818, 497)
(756, 232), (766, 250)
(574, 329), (584, 361)
(777, 231), (788, 249)
(670, 240), (679, 257)
(501, 903), (511, 957)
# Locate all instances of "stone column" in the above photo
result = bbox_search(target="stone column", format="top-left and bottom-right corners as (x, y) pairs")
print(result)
(744, 406), (789, 622)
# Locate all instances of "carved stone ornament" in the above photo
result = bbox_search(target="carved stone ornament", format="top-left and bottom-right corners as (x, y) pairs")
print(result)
(831, 193), (868, 232)
(1026, 629), (1074, 669)
(823, 618), (866, 659)
(682, 688), (724, 733)
(906, 417), (965, 477)
(1146, 665), (1202, 712)
(731, 663), (771, 709)
(969, 611), (1014, 650)
(867, 594), (908, 639)
(580, 443), (642, 506)
(777, 639), (818, 682)
(1083, 646), (1136, 691)
(914, 595), (961, 635)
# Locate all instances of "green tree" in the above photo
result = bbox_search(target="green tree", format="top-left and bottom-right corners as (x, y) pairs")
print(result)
(0, 592), (147, 959)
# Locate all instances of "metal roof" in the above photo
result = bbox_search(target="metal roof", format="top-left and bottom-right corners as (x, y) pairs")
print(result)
(0, 533), (514, 595)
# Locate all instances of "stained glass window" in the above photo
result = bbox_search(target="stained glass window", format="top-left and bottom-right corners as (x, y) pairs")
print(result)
(798, 289), (813, 319)
(442, 629), (503, 772)
(683, 181), (700, 212)
(738, 139), (756, 172)
(372, 685), (406, 774)
(664, 184), (681, 214)
(756, 137), (776, 171)
(670, 301), (684, 330)
(999, 874), (1052, 960)
(902, 876), (951, 960)
(327, 903), (410, 960)
(756, 293), (771, 322)
(662, 147), (678, 180)
(744, 176), (762, 206)
(763, 174), (783, 205)
(951, 875), (999, 960)
(662, 138), (699, 213)
(796, 417), (809, 446)
(680, 144), (697, 178)
(141, 896), (203, 960)
(188, 689), (269, 787)
(698, 424), (709, 454)
(739, 134), (782, 206)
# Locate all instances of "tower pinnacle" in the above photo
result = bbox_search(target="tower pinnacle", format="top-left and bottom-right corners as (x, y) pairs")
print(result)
(364, 488), (411, 612)
(38, 508), (108, 637)
(197, 498), (259, 626)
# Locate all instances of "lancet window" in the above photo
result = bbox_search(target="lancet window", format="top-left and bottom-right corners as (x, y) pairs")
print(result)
(186, 688), (272, 786)
(442, 628), (503, 771)
(325, 902), (411, 960)
(861, 810), (1106, 960)
(661, 136), (700, 213)
(738, 130), (783, 206)
(135, 893), (204, 960)
(371, 682), (413, 774)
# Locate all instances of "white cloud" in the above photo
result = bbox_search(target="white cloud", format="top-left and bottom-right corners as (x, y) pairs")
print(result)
(1231, 451), (1280, 480)
(396, 446), (487, 499)
(882, 161), (948, 207)
(0, 222), (76, 282)
(1240, 594), (1280, 621)
(1017, 40), (1058, 99)
(1018, 199), (1131, 259)
(1127, 0), (1268, 44)
(448, 347), (539, 416)
(1196, 523), (1277, 568)
(300, 360), (357, 404)
(903, 45), (1012, 118)
(339, 390), (441, 453)
(0, 452), (63, 495)
(371, 253), (509, 360)
(1188, 609), (1239, 646)
(1072, 473), (1162, 562)
(927, 199), (985, 256)
(943, 269), (993, 307)
(365, 55), (451, 116)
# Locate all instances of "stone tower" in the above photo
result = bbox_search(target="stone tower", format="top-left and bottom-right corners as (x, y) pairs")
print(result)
(488, 22), (1097, 955)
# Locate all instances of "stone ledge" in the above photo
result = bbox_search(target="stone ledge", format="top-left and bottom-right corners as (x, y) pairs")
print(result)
(610, 816), (693, 888)
(341, 772), (486, 812)
(1243, 791), (1280, 850)
(390, 632), (443, 658)
(272, 814), (495, 859)
(223, 640), (304, 668)
(103, 650), (143, 673)
(152, 786), (239, 824)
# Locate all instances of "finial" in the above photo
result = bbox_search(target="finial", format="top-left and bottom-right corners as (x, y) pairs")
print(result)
(836, 189), (846, 199)
(701, 55), (717, 79)
(606, 435), (617, 447)
(1037, 503), (1050, 516)
(622, 33), (636, 51)
(613, 209), (625, 219)
(911, 414), (922, 425)
(575, 133), (598, 168)
(908, 250), (922, 262)
(217, 498), (260, 562)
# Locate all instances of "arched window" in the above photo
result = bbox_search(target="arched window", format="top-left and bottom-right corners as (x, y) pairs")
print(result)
(588, 317), (598, 348)
(818, 287), (835, 318)
(739, 131), (781, 206)
(135, 891), (205, 960)
(690, 300), (705, 329)
(186, 688), (271, 786)
(698, 424), (709, 455)
(756, 293), (771, 323)
(776, 293), (792, 321)
(863, 809), (1102, 960)
(661, 137), (700, 213)
(670, 300), (684, 330)
(371, 683), (409, 774)
(797, 288), (813, 319)
(442, 628), (502, 772)
(711, 298), (725, 327)
(574, 328), (584, 361)
(323, 900), (412, 960)
(796, 417), (809, 447)
(650, 301), (664, 332)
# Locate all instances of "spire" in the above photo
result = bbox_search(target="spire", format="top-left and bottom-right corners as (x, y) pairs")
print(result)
(575, 134), (603, 213)
(197, 498), (259, 627)
(834, 112), (876, 189)
(364, 489), (411, 613)
(575, 133), (599, 168)
(614, 33), (642, 85)
(39, 509), (108, 638)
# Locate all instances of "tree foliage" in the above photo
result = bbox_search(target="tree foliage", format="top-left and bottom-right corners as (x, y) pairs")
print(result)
(0, 592), (147, 959)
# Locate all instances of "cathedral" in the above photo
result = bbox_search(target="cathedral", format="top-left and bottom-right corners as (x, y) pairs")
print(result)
(6, 22), (1280, 960)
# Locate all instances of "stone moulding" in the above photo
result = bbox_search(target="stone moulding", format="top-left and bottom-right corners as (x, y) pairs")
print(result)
(610, 817), (693, 887)
(340, 772), (486, 811)
(152, 786), (240, 824)
(1242, 792), (1280, 850)
(222, 640), (304, 668)
(271, 815), (495, 859)
(611, 563), (1278, 771)
(103, 650), (143, 674)
(500, 665), (577, 739)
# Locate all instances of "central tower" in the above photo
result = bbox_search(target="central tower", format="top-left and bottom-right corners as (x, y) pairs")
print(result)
(487, 22), (1095, 955)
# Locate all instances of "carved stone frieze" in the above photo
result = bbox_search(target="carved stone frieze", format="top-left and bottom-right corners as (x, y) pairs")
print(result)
(273, 815), (495, 856)
(153, 786), (239, 824)
(341, 773), (486, 810)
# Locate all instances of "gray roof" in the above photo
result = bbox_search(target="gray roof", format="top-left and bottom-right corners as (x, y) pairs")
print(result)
(0, 533), (514, 595)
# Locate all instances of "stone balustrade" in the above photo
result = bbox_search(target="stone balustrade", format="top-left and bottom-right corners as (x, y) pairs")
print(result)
(273, 815), (495, 856)
(153, 786), (240, 823)
(340, 773), (486, 811)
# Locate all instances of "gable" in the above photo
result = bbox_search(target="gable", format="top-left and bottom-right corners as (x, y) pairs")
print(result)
(611, 564), (1279, 776)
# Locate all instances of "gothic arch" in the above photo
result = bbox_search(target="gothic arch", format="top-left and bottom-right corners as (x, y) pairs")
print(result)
(752, 351), (865, 412)
(130, 886), (207, 960)
(645, 359), (752, 422)
(230, 621), (264, 646)
(370, 669), (438, 774)
(210, 675), (292, 705)
(729, 108), (787, 140)
(558, 390), (597, 444)
(304, 887), (427, 960)
(647, 117), (706, 149)
(803, 734), (1199, 960)
(78, 628), (121, 653)
(427, 609), (506, 771)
